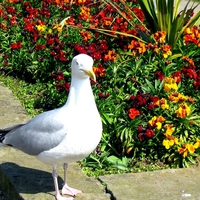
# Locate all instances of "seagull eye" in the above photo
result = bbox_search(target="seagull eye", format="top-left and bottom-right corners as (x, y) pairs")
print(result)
(76, 61), (79, 65)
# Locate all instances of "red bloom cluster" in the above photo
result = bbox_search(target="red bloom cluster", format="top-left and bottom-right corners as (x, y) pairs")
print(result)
(11, 42), (23, 49)
(51, 70), (70, 92)
(130, 92), (158, 110)
(181, 56), (200, 89)
(74, 40), (109, 61)
(137, 125), (155, 141)
(48, 34), (68, 62)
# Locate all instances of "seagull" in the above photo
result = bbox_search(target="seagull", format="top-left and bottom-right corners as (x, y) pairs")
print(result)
(0, 54), (102, 200)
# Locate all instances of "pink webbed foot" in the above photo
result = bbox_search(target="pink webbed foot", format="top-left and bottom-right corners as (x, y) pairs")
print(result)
(61, 184), (82, 197)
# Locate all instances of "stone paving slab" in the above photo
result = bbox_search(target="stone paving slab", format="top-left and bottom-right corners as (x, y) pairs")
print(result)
(99, 167), (200, 200)
(0, 83), (109, 200)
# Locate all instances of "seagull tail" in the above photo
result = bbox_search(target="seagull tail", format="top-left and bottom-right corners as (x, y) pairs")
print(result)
(0, 131), (7, 146)
(0, 123), (25, 146)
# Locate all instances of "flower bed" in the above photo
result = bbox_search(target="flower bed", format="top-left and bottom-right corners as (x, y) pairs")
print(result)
(0, 0), (200, 171)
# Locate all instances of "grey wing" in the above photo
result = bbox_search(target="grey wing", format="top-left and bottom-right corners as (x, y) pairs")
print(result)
(2, 108), (67, 155)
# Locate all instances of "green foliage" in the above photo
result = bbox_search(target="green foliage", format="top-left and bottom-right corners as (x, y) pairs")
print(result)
(138, 0), (200, 49)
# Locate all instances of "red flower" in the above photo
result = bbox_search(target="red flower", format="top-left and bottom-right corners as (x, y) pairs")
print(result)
(155, 70), (165, 81)
(172, 71), (182, 83)
(11, 42), (22, 49)
(138, 133), (145, 141)
(145, 129), (155, 138)
(128, 108), (140, 119)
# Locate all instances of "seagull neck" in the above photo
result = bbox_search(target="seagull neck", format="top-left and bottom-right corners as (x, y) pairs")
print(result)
(65, 77), (95, 107)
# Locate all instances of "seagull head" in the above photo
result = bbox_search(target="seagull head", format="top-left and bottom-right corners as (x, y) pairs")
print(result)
(71, 54), (96, 82)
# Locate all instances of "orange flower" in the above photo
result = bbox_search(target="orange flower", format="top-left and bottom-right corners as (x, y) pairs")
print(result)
(178, 144), (195, 158)
(168, 92), (188, 103)
(128, 40), (146, 55)
(93, 64), (105, 77)
(155, 98), (169, 109)
(79, 6), (90, 20)
(164, 124), (175, 137)
(128, 108), (140, 119)
(153, 31), (166, 43)
(148, 116), (165, 130)
(80, 31), (92, 41)
(182, 56), (195, 66)
(104, 50), (117, 62)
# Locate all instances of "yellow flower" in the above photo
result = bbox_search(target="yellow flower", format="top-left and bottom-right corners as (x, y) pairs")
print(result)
(178, 147), (188, 158)
(163, 137), (178, 149)
(53, 24), (62, 33)
(194, 138), (200, 149)
(148, 116), (157, 127)
(148, 116), (165, 130)
(48, 29), (52, 34)
(164, 77), (178, 92)
(164, 124), (174, 136)
(163, 139), (171, 149)
(186, 144), (195, 154)
(178, 143), (195, 158)
(175, 103), (190, 118)
(156, 98), (170, 110)
(36, 24), (46, 33)
(156, 122), (162, 130)
(185, 27), (192, 34)
(168, 92), (188, 103)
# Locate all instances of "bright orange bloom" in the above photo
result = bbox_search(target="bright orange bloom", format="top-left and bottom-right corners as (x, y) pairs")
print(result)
(53, 24), (62, 33)
(79, 6), (90, 20)
(80, 31), (92, 41)
(183, 26), (200, 46)
(153, 31), (166, 43)
(65, 17), (75, 25)
(104, 50), (117, 62)
(161, 44), (172, 58)
(182, 56), (195, 66)
(128, 108), (140, 119)
(175, 103), (190, 118)
(93, 64), (105, 77)
(128, 40), (146, 55)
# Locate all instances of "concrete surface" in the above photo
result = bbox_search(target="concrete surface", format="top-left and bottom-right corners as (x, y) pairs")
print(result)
(99, 167), (200, 200)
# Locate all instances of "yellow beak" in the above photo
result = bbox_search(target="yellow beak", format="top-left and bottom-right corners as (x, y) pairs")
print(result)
(83, 69), (96, 82)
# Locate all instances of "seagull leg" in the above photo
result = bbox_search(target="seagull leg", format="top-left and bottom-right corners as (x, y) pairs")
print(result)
(52, 165), (74, 200)
(61, 163), (82, 196)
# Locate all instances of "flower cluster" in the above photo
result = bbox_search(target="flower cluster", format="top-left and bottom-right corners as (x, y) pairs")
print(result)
(183, 26), (200, 46)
